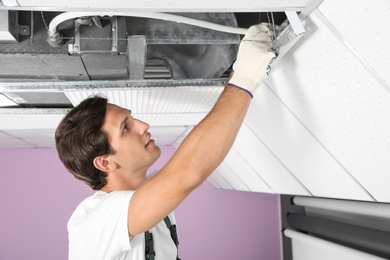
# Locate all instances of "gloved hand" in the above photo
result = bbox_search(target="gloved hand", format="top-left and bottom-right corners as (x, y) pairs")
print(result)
(228, 23), (276, 97)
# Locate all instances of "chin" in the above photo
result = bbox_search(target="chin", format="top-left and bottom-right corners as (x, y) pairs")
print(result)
(155, 146), (162, 159)
(149, 145), (161, 163)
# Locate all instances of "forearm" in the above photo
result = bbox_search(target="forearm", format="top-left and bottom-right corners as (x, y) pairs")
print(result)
(174, 77), (251, 184)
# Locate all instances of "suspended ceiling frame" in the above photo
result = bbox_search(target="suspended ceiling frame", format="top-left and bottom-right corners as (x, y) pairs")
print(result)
(0, 0), (319, 12)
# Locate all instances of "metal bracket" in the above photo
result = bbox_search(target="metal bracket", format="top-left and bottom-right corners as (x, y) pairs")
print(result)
(111, 16), (118, 53)
(271, 11), (306, 67)
(270, 0), (323, 68)
(68, 16), (118, 54)
(68, 20), (81, 54)
(18, 25), (30, 36)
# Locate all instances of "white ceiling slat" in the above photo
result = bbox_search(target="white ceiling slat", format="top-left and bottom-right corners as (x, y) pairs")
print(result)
(65, 87), (221, 127)
(233, 123), (309, 195)
(65, 87), (222, 113)
(222, 148), (275, 193)
(209, 171), (235, 190)
(172, 126), (192, 149)
(171, 125), (228, 190)
(215, 163), (250, 192)
(206, 174), (222, 189)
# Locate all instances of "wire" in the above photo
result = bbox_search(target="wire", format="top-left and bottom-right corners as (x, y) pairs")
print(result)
(41, 11), (49, 30)
(266, 12), (276, 41)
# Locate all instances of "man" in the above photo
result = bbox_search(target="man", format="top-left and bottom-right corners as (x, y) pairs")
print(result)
(55, 23), (276, 260)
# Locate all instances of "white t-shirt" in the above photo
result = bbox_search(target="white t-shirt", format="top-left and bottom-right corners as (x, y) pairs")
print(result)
(68, 190), (178, 260)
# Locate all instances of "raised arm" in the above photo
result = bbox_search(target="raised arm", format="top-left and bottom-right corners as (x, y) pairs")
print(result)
(128, 24), (276, 236)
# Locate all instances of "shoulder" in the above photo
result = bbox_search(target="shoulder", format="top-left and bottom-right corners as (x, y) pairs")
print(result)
(68, 190), (135, 228)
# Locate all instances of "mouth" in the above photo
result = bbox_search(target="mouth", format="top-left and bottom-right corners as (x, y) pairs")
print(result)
(145, 139), (155, 147)
(145, 134), (153, 147)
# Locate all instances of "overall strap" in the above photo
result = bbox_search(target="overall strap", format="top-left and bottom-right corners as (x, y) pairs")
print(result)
(145, 216), (180, 260)
(145, 231), (155, 260)
(163, 216), (179, 248)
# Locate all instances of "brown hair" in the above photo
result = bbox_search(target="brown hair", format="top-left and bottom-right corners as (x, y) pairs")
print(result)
(55, 96), (115, 190)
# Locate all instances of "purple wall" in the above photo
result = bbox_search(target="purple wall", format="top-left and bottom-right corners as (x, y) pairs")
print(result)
(0, 147), (281, 260)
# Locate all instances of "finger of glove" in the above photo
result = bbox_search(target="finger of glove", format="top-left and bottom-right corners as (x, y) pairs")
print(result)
(241, 32), (273, 48)
(243, 28), (273, 43)
(244, 24), (270, 39)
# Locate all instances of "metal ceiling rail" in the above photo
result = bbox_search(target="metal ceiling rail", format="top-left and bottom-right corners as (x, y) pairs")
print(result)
(0, 108), (69, 114)
(0, 79), (226, 92)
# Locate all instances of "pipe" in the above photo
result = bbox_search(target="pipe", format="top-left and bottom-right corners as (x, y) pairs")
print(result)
(293, 197), (390, 219)
(47, 12), (248, 46)
(284, 229), (387, 260)
(287, 213), (390, 258)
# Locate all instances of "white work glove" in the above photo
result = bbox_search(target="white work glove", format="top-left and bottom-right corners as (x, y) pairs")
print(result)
(228, 23), (276, 98)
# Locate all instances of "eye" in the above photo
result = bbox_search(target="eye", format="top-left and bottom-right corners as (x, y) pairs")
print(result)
(123, 124), (128, 133)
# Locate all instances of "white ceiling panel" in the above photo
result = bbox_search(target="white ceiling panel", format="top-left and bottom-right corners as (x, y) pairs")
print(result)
(0, 139), (35, 149)
(26, 136), (56, 147)
(243, 78), (374, 201)
(0, 131), (35, 149)
(3, 129), (54, 138)
(0, 113), (65, 130)
(265, 8), (390, 202)
(318, 0), (390, 89)
(2, 129), (55, 148)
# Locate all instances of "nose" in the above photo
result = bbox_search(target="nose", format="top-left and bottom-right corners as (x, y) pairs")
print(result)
(135, 118), (149, 134)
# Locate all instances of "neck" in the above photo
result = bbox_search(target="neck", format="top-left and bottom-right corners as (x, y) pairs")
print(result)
(101, 170), (148, 192)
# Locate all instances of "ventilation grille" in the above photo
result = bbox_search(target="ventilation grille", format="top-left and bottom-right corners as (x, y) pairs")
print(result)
(65, 86), (224, 126)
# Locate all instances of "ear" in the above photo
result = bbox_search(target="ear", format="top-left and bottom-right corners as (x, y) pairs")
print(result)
(93, 155), (117, 172)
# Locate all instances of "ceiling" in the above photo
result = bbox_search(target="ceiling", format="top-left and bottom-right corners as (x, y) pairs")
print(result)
(0, 6), (292, 149)
(2, 0), (390, 203)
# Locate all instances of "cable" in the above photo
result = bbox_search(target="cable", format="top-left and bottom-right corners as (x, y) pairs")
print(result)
(41, 11), (49, 30)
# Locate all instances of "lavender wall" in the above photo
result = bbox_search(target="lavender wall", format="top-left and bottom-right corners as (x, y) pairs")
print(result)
(0, 147), (281, 260)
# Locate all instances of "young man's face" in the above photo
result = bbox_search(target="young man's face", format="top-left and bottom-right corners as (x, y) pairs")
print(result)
(101, 103), (161, 175)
